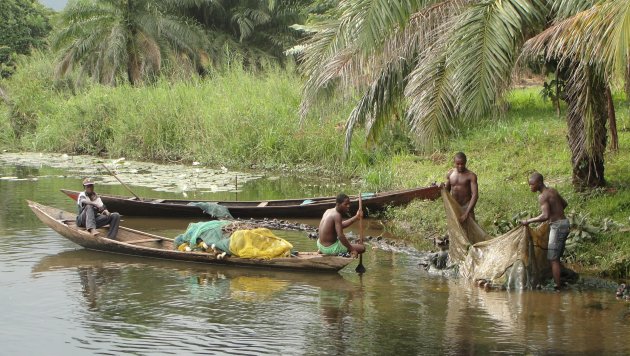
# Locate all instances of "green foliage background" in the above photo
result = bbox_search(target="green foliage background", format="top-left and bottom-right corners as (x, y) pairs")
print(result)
(0, 0), (51, 78)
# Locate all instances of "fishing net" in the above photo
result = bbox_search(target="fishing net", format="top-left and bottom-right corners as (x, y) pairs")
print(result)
(443, 189), (551, 289)
(229, 228), (293, 259)
(187, 202), (233, 219)
(174, 222), (293, 259)
(174, 220), (232, 252)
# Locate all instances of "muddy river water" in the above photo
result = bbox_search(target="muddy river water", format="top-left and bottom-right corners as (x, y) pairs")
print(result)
(1, 153), (628, 355)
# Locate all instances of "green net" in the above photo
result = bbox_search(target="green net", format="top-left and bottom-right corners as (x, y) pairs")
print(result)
(187, 202), (233, 219)
(174, 220), (232, 252)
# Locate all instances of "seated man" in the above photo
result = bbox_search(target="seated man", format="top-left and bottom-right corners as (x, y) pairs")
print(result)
(317, 193), (365, 257)
(76, 178), (120, 239)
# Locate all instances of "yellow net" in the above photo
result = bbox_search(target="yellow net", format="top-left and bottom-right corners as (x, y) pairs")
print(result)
(442, 189), (551, 288)
(229, 228), (293, 259)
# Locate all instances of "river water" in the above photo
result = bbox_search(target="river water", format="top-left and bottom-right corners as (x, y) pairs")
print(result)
(1, 157), (629, 355)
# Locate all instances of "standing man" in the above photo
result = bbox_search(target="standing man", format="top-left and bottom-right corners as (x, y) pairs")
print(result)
(445, 152), (478, 223)
(521, 172), (570, 291)
(317, 193), (366, 257)
(76, 178), (121, 239)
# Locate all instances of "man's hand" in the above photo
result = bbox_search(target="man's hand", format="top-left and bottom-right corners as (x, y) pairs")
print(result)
(459, 212), (469, 223)
(520, 219), (530, 226)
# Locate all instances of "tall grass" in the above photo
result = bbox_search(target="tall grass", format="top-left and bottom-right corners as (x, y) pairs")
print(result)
(0, 53), (375, 174)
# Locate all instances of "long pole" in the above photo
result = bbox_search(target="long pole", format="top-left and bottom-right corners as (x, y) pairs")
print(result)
(100, 163), (142, 201)
(355, 193), (366, 274)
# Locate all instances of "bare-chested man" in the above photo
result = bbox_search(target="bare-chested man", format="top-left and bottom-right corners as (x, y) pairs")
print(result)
(521, 172), (570, 291)
(445, 152), (478, 223)
(317, 193), (366, 258)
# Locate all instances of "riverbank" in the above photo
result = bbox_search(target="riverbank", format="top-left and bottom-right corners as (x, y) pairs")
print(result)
(1, 54), (628, 278)
(381, 89), (630, 279)
(0, 53), (383, 177)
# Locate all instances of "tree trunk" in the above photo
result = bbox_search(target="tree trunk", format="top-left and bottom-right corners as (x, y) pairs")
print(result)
(127, 38), (141, 86)
(604, 86), (619, 152)
(555, 67), (561, 118)
(564, 66), (607, 190)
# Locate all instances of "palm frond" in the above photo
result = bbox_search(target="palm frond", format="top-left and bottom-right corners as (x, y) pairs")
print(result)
(551, 0), (596, 19)
(523, 0), (630, 81)
(448, 0), (546, 119)
(343, 58), (411, 153)
(405, 44), (458, 148)
(298, 0), (432, 120)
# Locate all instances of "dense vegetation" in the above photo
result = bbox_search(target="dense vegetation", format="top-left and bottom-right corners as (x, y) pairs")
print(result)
(0, 0), (628, 278)
(0, 53), (379, 174)
(381, 89), (629, 279)
(0, 0), (52, 78)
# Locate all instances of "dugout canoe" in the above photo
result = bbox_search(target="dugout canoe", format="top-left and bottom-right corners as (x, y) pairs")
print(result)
(27, 200), (354, 272)
(59, 185), (440, 218)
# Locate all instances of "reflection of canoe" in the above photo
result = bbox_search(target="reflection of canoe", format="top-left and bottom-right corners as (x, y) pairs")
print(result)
(60, 186), (440, 218)
(32, 249), (356, 292)
(28, 201), (353, 272)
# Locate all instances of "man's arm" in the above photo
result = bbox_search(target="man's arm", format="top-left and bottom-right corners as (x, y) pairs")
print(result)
(334, 214), (354, 252)
(341, 209), (361, 228)
(78, 196), (96, 207)
(522, 196), (550, 225)
(460, 173), (478, 222)
(445, 170), (453, 192)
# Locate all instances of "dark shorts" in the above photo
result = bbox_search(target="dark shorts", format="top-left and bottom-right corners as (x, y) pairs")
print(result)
(548, 219), (570, 260)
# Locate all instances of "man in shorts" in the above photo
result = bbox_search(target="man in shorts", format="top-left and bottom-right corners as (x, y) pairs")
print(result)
(521, 172), (570, 290)
(445, 152), (478, 223)
(317, 193), (365, 257)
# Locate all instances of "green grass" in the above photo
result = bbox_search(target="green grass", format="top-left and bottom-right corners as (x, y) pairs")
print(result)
(0, 53), (376, 175)
(381, 88), (630, 278)
(1, 54), (628, 277)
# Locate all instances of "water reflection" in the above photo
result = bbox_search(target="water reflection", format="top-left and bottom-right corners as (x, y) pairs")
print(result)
(32, 249), (363, 353)
(443, 279), (630, 354)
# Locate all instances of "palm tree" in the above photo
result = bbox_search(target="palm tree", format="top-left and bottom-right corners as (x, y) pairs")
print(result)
(521, 0), (629, 186)
(185, 0), (312, 69)
(298, 0), (627, 188)
(52, 0), (208, 85)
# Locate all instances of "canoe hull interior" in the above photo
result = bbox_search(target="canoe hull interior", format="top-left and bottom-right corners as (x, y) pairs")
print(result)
(28, 201), (353, 272)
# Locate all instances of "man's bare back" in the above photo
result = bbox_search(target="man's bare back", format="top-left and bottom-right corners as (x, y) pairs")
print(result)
(318, 208), (344, 246)
(445, 152), (478, 222)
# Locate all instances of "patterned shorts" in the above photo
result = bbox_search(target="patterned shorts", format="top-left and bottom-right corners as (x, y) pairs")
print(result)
(548, 219), (570, 260)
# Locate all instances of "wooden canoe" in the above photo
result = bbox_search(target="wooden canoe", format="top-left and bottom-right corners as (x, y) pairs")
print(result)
(27, 201), (354, 272)
(60, 185), (440, 218)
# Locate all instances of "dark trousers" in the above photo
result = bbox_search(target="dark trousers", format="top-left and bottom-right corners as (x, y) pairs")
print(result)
(77, 207), (121, 239)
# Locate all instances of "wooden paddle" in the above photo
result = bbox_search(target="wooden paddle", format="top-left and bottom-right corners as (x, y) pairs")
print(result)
(355, 192), (366, 274)
(100, 163), (142, 201)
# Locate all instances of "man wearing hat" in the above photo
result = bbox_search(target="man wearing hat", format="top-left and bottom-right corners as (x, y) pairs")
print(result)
(76, 178), (120, 238)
